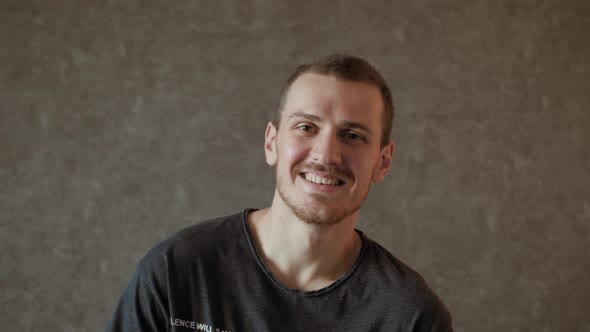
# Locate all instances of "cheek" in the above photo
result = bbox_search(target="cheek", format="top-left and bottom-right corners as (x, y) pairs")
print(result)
(280, 137), (307, 165)
(348, 152), (380, 179)
(284, 144), (300, 162)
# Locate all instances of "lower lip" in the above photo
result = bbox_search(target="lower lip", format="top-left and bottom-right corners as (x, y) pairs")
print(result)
(300, 175), (344, 193)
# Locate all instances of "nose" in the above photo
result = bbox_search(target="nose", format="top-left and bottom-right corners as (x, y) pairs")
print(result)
(310, 132), (342, 165)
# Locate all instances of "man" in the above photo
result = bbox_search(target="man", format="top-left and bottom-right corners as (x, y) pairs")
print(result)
(106, 54), (453, 331)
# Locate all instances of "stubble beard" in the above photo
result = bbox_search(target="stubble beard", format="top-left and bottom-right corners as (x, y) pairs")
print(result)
(275, 167), (370, 226)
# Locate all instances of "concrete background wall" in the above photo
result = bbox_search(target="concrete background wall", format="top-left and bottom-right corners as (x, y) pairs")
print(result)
(2, 1), (589, 331)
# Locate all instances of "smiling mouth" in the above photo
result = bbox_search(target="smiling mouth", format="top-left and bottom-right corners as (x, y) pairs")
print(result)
(300, 173), (345, 186)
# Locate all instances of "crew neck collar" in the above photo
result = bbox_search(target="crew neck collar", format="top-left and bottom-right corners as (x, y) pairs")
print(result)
(240, 208), (367, 297)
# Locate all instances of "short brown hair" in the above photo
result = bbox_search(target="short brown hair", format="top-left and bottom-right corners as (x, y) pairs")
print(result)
(275, 54), (394, 147)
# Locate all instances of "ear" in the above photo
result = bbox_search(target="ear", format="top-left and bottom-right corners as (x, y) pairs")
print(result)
(372, 140), (395, 183)
(264, 121), (278, 166)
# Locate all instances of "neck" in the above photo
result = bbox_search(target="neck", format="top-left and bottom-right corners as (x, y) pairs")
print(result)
(248, 194), (363, 291)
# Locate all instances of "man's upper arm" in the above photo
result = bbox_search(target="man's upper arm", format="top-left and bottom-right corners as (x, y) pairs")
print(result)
(105, 255), (169, 332)
(411, 296), (454, 332)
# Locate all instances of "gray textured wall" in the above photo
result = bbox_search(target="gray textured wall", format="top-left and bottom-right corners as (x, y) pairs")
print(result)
(2, 1), (589, 331)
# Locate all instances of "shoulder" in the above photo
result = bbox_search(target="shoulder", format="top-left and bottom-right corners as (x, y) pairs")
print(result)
(137, 210), (247, 272)
(360, 235), (453, 330)
(361, 235), (435, 291)
(106, 210), (252, 331)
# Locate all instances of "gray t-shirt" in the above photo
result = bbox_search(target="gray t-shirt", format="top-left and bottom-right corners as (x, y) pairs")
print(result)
(106, 209), (453, 331)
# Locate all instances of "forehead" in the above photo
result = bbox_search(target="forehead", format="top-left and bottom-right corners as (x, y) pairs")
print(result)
(282, 73), (384, 125)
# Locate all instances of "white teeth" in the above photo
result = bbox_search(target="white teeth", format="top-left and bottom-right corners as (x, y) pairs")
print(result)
(304, 174), (339, 186)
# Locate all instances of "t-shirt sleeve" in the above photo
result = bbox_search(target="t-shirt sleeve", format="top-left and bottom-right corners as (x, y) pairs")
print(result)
(410, 296), (454, 332)
(105, 253), (170, 332)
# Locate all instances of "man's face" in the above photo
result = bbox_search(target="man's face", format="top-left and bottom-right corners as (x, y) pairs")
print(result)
(265, 73), (394, 225)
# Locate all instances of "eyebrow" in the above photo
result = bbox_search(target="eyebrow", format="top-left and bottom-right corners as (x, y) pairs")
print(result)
(288, 111), (321, 122)
(288, 111), (374, 136)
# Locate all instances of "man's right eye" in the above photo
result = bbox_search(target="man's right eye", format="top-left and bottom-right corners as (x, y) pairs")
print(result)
(296, 125), (313, 132)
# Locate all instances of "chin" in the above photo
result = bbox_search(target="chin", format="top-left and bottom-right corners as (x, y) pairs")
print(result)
(284, 194), (361, 226)
(298, 207), (344, 225)
(275, 171), (367, 226)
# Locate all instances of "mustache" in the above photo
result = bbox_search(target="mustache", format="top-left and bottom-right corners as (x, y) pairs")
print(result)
(295, 162), (353, 181)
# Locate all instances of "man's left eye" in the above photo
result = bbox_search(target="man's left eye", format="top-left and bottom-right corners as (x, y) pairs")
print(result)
(344, 133), (364, 141)
(297, 125), (313, 132)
